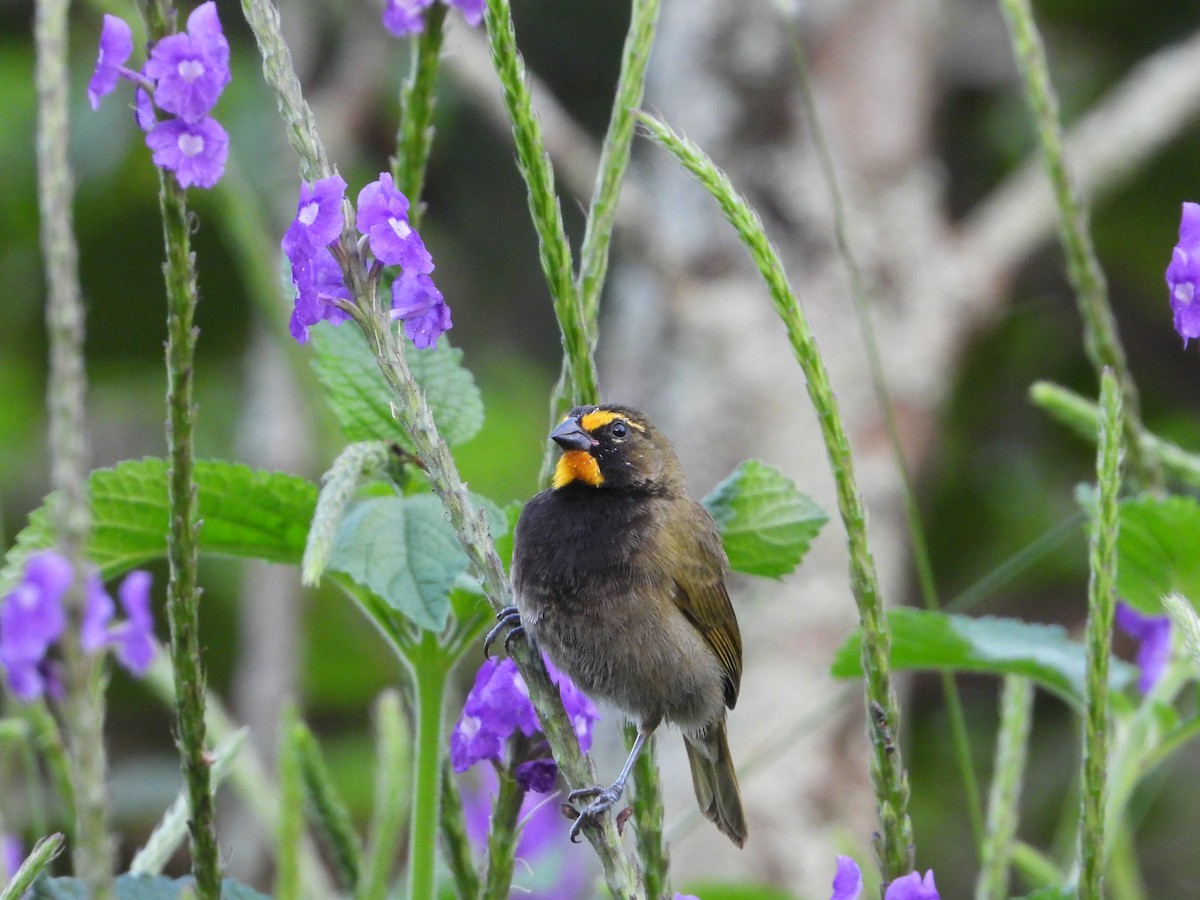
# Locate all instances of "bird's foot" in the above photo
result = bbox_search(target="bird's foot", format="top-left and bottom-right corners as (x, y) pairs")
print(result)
(565, 783), (627, 843)
(483, 606), (524, 659)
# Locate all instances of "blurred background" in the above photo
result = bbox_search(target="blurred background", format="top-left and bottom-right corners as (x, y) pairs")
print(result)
(4, 0), (1200, 896)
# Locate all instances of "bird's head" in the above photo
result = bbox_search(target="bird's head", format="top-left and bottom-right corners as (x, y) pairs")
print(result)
(549, 404), (683, 493)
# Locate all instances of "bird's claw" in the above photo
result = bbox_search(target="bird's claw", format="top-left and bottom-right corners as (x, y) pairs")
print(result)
(564, 784), (626, 842)
(483, 606), (523, 659)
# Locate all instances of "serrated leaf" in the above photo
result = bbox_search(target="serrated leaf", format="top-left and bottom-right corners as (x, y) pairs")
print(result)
(1114, 494), (1200, 613)
(328, 493), (499, 631)
(311, 323), (484, 448)
(32, 876), (267, 899)
(702, 459), (827, 578)
(831, 608), (1136, 707)
(2, 460), (317, 594)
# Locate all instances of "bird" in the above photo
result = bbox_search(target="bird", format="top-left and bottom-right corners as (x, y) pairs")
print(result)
(490, 403), (747, 847)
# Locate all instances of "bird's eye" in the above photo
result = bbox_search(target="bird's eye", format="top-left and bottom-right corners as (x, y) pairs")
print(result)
(611, 421), (628, 438)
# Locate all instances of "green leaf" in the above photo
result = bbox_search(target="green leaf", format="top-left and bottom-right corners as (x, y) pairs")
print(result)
(311, 323), (484, 448)
(2, 460), (317, 594)
(703, 459), (827, 578)
(328, 494), (501, 632)
(32, 876), (268, 899)
(831, 608), (1136, 706)
(1114, 493), (1200, 612)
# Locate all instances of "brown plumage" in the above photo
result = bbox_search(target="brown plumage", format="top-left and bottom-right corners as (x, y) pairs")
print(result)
(507, 403), (747, 847)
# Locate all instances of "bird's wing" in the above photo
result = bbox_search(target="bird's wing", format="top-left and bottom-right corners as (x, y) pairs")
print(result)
(667, 502), (743, 708)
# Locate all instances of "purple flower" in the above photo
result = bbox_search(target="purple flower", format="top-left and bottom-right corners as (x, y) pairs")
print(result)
(283, 175), (348, 262)
(382, 0), (435, 35)
(450, 656), (599, 773)
(0, 552), (70, 701)
(447, 0), (484, 27)
(514, 758), (558, 793)
(88, 14), (135, 109)
(2, 834), (22, 883)
(356, 174), (433, 272)
(829, 858), (939, 900)
(288, 248), (352, 344)
(831, 856), (864, 900)
(145, 116), (228, 189)
(391, 272), (452, 349)
(886, 870), (939, 900)
(1115, 601), (1171, 694)
(142, 1), (231, 123)
(134, 88), (157, 132)
(1167, 202), (1200, 346)
(673, 896), (701, 900)
(82, 570), (157, 678)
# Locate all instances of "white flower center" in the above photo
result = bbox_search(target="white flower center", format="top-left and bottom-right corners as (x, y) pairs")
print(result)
(1175, 282), (1195, 307)
(177, 59), (206, 84)
(298, 201), (320, 227)
(178, 133), (205, 158)
(388, 217), (412, 240)
(459, 715), (481, 739)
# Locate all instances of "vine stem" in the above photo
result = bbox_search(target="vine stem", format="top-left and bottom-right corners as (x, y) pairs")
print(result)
(406, 634), (451, 900)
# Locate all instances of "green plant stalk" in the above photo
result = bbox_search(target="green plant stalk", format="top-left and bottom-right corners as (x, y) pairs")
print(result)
(401, 635), (451, 900)
(241, 3), (643, 890)
(790, 27), (984, 850)
(439, 761), (482, 900)
(639, 112), (915, 883)
(132, 2), (221, 893)
(393, 1), (446, 226)
(629, 728), (670, 900)
(0, 833), (64, 900)
(25, 703), (75, 847)
(1079, 369), (1123, 899)
(481, 759), (526, 900)
(360, 688), (411, 900)
(276, 706), (304, 900)
(294, 721), (364, 892)
(34, 0), (112, 889)
(1031, 381), (1200, 490)
(480, 0), (597, 408)
(975, 676), (1034, 900)
(1107, 822), (1147, 900)
(1010, 840), (1065, 890)
(998, 0), (1157, 490)
(541, 0), (661, 480)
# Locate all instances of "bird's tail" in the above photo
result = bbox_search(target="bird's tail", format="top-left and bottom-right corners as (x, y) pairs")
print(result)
(684, 719), (747, 848)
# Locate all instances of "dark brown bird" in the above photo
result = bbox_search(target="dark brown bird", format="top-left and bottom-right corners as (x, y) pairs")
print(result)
(496, 403), (747, 847)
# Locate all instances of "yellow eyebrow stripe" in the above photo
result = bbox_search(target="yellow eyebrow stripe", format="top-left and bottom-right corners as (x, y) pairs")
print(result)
(579, 409), (645, 432)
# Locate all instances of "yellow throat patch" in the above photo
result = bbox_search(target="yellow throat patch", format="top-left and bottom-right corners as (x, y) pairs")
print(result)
(553, 450), (603, 489)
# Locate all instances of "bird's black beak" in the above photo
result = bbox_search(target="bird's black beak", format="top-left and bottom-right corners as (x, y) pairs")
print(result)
(550, 416), (595, 452)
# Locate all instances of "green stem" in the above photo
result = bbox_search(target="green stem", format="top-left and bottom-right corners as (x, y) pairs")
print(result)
(275, 706), (304, 900)
(393, 1), (446, 226)
(541, 0), (661, 481)
(34, 0), (111, 890)
(481, 759), (526, 900)
(135, 6), (219, 892)
(789, 26), (984, 851)
(975, 676), (1034, 900)
(480, 0), (597, 409)
(640, 112), (915, 884)
(360, 689), (411, 900)
(1031, 380), (1200, 491)
(998, 0), (1158, 490)
(629, 728), (670, 900)
(0, 833), (64, 900)
(1079, 370), (1124, 899)
(407, 634), (450, 900)
(293, 721), (363, 892)
(439, 761), (482, 900)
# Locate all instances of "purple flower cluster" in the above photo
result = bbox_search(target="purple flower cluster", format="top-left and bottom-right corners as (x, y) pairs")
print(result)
(382, 0), (484, 37)
(1115, 600), (1171, 695)
(282, 173), (451, 347)
(831, 857), (939, 900)
(1167, 202), (1200, 346)
(450, 656), (599, 792)
(0, 552), (156, 702)
(87, 3), (231, 189)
